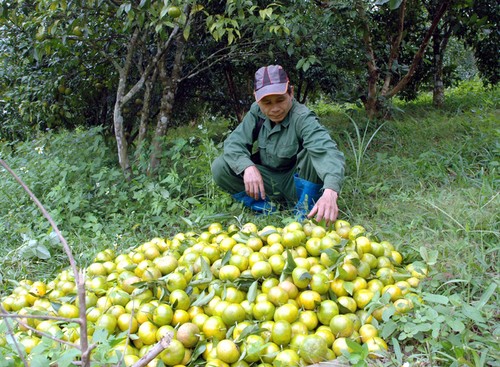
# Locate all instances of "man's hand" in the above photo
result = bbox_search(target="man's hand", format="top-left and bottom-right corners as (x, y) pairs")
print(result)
(307, 188), (339, 226)
(243, 165), (266, 200)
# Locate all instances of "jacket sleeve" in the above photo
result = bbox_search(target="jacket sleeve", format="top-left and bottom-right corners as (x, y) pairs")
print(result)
(222, 103), (260, 175)
(297, 109), (345, 193)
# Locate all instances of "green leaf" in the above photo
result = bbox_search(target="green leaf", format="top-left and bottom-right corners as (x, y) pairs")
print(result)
(382, 304), (396, 321)
(183, 24), (191, 40)
(34, 244), (51, 260)
(191, 289), (215, 307)
(446, 318), (465, 332)
(389, 0), (403, 10)
(343, 281), (354, 295)
(476, 283), (497, 310)
(423, 293), (449, 305)
(247, 280), (258, 303)
(29, 355), (51, 367)
(234, 324), (262, 343)
(191, 342), (207, 361)
(391, 337), (403, 364)
(221, 249), (232, 266)
(381, 320), (398, 339)
(462, 303), (486, 323)
(282, 250), (297, 275)
(91, 328), (109, 343)
(55, 349), (81, 367)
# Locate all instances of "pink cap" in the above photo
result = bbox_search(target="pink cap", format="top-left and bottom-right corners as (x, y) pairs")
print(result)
(254, 65), (289, 102)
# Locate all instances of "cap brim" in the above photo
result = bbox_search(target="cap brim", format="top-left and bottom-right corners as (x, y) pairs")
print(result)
(254, 82), (289, 102)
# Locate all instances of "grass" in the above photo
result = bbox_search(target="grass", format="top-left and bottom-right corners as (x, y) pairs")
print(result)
(0, 80), (498, 365)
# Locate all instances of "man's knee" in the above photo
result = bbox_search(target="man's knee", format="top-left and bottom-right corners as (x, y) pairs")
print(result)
(211, 156), (227, 184)
(211, 156), (231, 187)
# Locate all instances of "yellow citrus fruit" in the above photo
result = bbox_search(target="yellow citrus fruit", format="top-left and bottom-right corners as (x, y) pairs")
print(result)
(95, 314), (117, 335)
(250, 261), (272, 278)
(315, 325), (335, 347)
(160, 339), (185, 365)
(353, 289), (375, 309)
(282, 230), (302, 248)
(221, 303), (246, 326)
(394, 298), (414, 314)
(138, 321), (158, 345)
(218, 265), (241, 281)
(171, 309), (190, 326)
(169, 289), (191, 311)
(298, 290), (322, 310)
(252, 301), (275, 321)
(329, 314), (354, 338)
(58, 303), (79, 319)
(153, 304), (174, 326)
(273, 303), (299, 323)
(299, 333), (329, 364)
(334, 219), (350, 230)
(271, 319), (292, 346)
(261, 341), (280, 363)
(338, 262), (358, 281)
(117, 313), (139, 333)
(310, 272), (330, 294)
(216, 339), (240, 364)
(298, 310), (318, 331)
(267, 286), (289, 306)
(176, 322), (200, 348)
(202, 315), (227, 341)
(365, 336), (388, 358)
(273, 349), (300, 367)
(242, 334), (265, 363)
(332, 337), (354, 356)
(359, 323), (378, 343)
(330, 278), (349, 297)
(156, 325), (175, 342)
(318, 299), (340, 325)
(291, 267), (311, 289)
(382, 284), (403, 302)
(337, 296), (357, 314)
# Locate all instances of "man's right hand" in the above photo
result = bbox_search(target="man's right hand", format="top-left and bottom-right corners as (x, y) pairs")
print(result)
(243, 165), (266, 200)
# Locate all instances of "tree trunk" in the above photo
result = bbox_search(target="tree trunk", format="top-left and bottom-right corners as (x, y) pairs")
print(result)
(355, 0), (380, 120)
(148, 34), (187, 176)
(224, 64), (245, 123)
(111, 24), (180, 178)
(432, 29), (445, 108)
(136, 68), (158, 153)
(113, 29), (140, 180)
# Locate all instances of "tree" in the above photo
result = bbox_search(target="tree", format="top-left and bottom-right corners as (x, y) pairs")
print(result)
(455, 0), (499, 85)
(350, 0), (453, 118)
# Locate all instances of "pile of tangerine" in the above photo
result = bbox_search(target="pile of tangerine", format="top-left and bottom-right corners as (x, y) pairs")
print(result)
(0, 219), (427, 366)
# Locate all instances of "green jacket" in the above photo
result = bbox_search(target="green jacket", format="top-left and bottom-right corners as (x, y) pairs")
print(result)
(222, 99), (345, 193)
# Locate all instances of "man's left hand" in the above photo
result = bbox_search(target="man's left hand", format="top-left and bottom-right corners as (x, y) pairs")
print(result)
(307, 188), (339, 226)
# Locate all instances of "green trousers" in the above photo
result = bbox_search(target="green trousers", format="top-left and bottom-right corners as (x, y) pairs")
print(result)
(211, 150), (322, 206)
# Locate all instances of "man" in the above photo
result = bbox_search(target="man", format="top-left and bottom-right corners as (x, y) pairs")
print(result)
(211, 65), (345, 225)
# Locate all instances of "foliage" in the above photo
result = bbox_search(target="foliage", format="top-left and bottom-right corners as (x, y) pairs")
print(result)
(2, 0), (495, 147)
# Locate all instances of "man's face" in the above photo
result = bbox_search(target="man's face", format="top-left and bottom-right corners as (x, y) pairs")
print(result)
(257, 89), (293, 123)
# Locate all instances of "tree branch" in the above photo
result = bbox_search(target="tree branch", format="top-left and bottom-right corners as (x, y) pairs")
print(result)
(131, 332), (174, 367)
(355, 0), (379, 103)
(386, 0), (452, 98)
(381, 0), (407, 95)
(0, 159), (91, 367)
(122, 25), (180, 105)
(0, 304), (28, 367)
